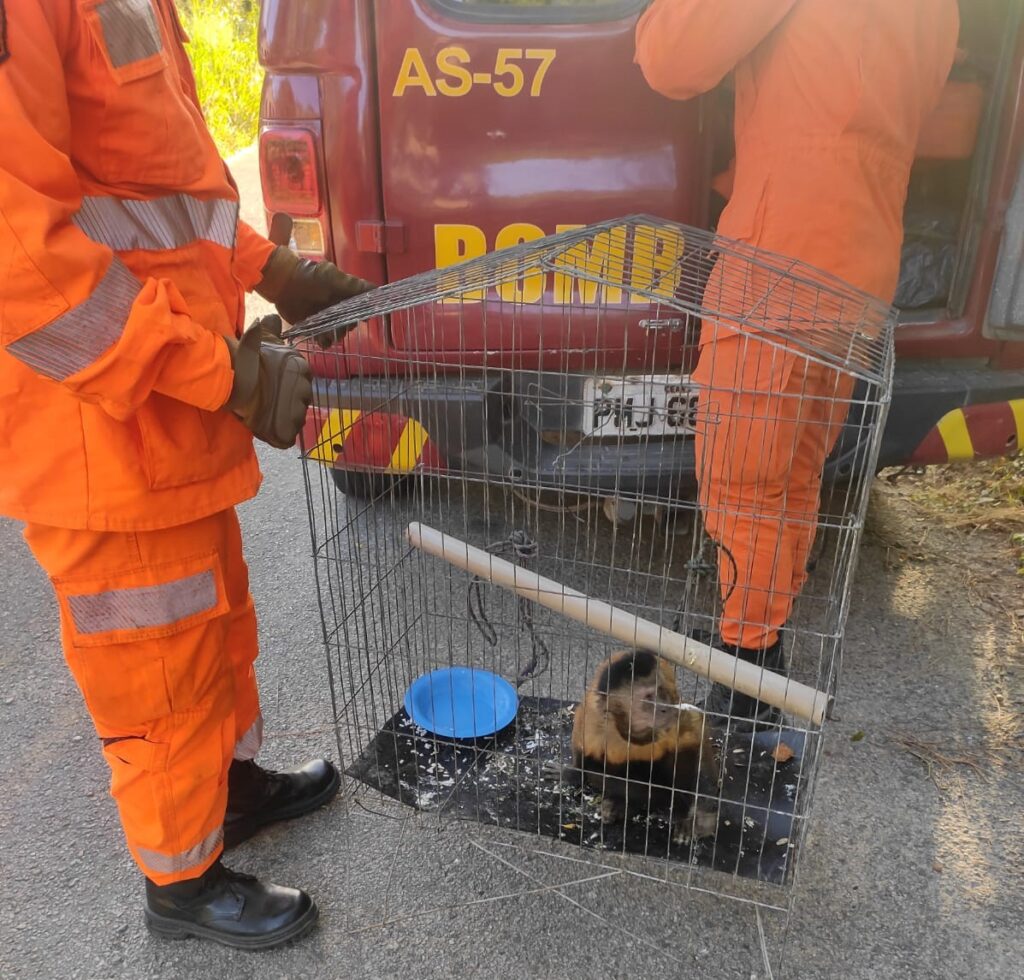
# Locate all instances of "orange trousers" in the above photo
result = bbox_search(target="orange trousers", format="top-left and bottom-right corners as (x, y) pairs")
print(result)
(24, 509), (262, 885)
(694, 336), (852, 649)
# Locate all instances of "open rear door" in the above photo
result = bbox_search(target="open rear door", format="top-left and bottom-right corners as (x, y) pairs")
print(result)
(988, 156), (1024, 341)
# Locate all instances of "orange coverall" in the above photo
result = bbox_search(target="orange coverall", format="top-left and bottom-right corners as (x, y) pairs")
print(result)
(636, 0), (959, 649)
(1, 0), (275, 883)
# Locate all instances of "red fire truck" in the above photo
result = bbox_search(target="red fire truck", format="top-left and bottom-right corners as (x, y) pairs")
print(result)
(257, 0), (1024, 496)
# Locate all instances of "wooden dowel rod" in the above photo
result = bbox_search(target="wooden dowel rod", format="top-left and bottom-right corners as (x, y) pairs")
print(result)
(404, 522), (829, 726)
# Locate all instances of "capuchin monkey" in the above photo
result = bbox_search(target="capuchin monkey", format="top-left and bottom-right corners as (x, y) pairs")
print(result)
(553, 649), (720, 844)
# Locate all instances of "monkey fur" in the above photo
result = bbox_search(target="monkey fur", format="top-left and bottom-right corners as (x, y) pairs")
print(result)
(563, 648), (719, 844)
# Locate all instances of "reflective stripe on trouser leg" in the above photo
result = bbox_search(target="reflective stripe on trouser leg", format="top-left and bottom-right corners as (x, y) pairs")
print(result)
(218, 511), (263, 763)
(234, 714), (263, 762)
(136, 826), (224, 878)
(67, 569), (217, 635)
(229, 596), (261, 760)
(22, 511), (254, 884)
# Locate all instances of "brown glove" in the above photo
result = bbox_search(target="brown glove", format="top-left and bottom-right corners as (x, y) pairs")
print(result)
(226, 315), (313, 450)
(255, 246), (375, 347)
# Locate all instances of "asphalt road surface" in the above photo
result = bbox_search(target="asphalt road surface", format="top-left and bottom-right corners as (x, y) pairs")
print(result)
(0, 150), (1020, 980)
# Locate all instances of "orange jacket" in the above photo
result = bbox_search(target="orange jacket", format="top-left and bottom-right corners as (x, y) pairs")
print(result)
(636, 0), (960, 303)
(0, 0), (275, 531)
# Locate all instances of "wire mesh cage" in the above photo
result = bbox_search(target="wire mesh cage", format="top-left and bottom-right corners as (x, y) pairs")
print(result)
(288, 215), (894, 952)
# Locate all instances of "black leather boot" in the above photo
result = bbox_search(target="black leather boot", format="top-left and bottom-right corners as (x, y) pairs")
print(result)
(701, 636), (785, 730)
(145, 861), (318, 950)
(224, 758), (341, 849)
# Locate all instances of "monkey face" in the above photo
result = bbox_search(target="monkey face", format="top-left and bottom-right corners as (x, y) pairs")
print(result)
(590, 649), (682, 746)
(609, 670), (677, 742)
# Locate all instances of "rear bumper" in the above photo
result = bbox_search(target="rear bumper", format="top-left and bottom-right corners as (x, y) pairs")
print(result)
(304, 364), (1024, 495)
(879, 363), (1024, 465)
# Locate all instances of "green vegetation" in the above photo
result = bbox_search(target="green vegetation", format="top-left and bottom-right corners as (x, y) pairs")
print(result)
(179, 0), (262, 157)
(176, 0), (608, 154)
(901, 456), (1024, 576)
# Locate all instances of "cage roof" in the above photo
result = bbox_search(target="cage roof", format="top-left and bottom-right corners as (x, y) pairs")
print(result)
(287, 215), (895, 384)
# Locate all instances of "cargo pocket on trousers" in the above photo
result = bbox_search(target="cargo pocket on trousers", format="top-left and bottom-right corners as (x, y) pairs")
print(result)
(101, 735), (172, 847)
(55, 552), (229, 728)
(102, 734), (170, 776)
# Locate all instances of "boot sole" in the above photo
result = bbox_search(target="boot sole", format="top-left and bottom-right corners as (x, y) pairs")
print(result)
(145, 900), (319, 950)
(223, 766), (342, 851)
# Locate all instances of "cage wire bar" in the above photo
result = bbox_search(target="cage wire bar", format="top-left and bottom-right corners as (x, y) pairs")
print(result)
(289, 216), (894, 967)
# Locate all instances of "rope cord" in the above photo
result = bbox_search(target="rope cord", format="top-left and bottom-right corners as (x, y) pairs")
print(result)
(467, 531), (552, 687)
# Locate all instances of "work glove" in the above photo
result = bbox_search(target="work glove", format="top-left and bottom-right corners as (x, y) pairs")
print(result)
(226, 315), (313, 450)
(255, 246), (375, 348)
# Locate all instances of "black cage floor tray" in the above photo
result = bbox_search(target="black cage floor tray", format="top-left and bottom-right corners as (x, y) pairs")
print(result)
(347, 696), (812, 885)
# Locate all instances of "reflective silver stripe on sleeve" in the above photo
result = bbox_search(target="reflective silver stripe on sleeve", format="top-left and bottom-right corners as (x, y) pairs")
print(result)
(95, 0), (163, 69)
(74, 195), (239, 252)
(7, 258), (140, 382)
(67, 570), (218, 636)
(234, 715), (264, 761)
(136, 826), (224, 877)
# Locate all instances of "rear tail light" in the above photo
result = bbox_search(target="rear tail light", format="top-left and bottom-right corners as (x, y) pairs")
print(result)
(259, 128), (322, 216)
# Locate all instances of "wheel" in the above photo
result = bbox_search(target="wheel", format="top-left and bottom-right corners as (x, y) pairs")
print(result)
(330, 468), (410, 500)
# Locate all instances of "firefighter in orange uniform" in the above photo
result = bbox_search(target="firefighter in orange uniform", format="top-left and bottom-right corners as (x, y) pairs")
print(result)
(0, 0), (372, 948)
(636, 0), (959, 725)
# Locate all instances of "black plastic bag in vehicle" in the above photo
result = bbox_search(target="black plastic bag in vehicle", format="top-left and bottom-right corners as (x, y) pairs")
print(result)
(895, 209), (960, 310)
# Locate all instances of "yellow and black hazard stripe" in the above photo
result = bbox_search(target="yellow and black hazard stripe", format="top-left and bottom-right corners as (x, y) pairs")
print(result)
(306, 408), (435, 474)
(307, 408), (361, 464)
(910, 398), (1024, 464)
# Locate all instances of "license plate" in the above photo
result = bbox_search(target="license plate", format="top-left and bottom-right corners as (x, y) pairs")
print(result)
(583, 375), (699, 438)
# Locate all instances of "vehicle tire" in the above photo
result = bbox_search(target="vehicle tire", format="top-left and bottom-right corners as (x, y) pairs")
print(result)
(330, 468), (410, 500)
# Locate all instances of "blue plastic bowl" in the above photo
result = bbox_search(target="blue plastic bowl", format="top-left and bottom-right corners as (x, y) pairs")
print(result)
(403, 667), (518, 739)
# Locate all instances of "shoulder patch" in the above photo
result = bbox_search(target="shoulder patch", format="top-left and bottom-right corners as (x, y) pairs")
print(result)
(0, 1), (8, 66)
